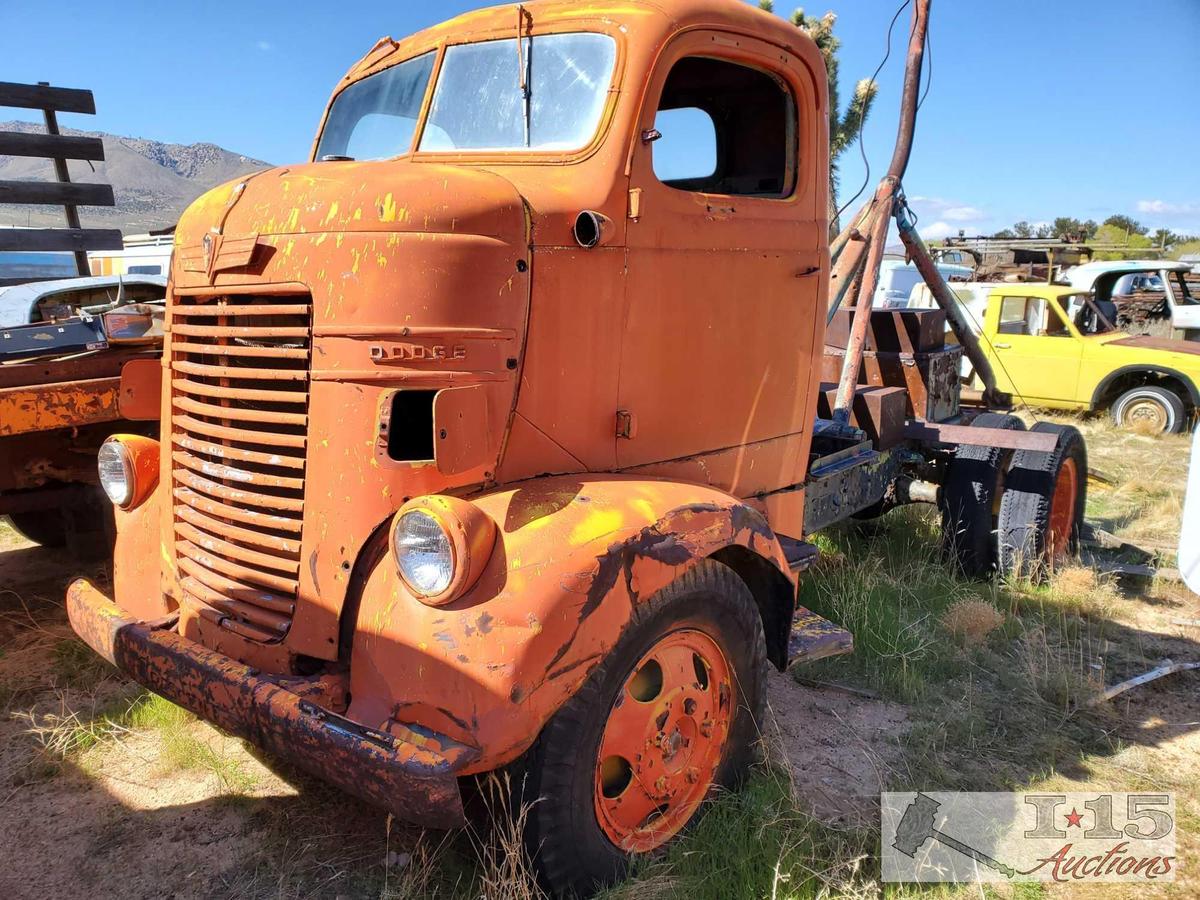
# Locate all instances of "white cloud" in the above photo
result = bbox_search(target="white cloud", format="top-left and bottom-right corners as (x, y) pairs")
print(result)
(942, 206), (984, 222)
(906, 196), (990, 234)
(255, 40), (274, 51)
(919, 221), (958, 240)
(1137, 199), (1200, 217)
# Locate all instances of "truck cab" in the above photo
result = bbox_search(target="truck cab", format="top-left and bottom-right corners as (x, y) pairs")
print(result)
(65, 1), (1088, 893)
(68, 2), (834, 891)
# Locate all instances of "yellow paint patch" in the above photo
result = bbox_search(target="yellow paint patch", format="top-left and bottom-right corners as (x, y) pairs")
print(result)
(569, 509), (624, 546)
(632, 498), (657, 523)
(324, 201), (340, 225)
(380, 192), (398, 222)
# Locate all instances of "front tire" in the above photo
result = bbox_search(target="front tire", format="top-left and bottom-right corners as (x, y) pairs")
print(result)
(519, 559), (767, 897)
(1112, 385), (1186, 434)
(4, 510), (67, 548)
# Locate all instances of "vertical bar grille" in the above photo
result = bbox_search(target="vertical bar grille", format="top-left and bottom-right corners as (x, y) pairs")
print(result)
(170, 294), (311, 642)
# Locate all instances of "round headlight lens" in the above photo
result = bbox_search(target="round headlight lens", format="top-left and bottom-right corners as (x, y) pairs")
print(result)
(393, 509), (455, 597)
(97, 440), (133, 507)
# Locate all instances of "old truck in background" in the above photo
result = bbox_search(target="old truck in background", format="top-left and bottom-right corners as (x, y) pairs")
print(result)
(0, 82), (164, 554)
(0, 275), (164, 551)
(1064, 260), (1200, 340)
(65, 1), (1087, 894)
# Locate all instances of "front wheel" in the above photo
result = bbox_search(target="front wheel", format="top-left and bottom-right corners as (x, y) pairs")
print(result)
(518, 560), (766, 897)
(4, 510), (67, 548)
(1112, 385), (1186, 434)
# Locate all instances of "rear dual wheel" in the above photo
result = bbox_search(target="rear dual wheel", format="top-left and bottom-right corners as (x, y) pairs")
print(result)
(996, 422), (1087, 581)
(939, 413), (1024, 576)
(941, 419), (1086, 581)
(518, 560), (766, 897)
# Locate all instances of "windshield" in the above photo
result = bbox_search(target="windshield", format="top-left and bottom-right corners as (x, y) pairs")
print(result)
(317, 52), (436, 161)
(419, 33), (616, 153)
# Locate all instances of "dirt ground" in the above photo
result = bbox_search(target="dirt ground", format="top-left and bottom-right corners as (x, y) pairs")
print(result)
(0, 419), (1196, 898)
(0, 519), (909, 899)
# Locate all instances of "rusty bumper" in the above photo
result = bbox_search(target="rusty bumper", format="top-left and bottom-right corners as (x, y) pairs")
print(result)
(67, 578), (467, 829)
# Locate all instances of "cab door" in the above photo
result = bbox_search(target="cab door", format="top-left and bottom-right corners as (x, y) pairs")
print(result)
(987, 294), (1082, 405)
(617, 32), (825, 470)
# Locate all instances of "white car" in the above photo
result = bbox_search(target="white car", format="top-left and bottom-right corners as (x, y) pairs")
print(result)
(875, 260), (973, 308)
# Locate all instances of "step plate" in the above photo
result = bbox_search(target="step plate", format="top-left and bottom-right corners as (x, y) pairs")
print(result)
(788, 606), (854, 666)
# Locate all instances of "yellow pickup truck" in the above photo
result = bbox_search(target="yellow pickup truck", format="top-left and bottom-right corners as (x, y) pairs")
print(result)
(972, 284), (1200, 433)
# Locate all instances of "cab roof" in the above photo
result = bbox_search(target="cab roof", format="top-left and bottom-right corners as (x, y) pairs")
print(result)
(341, 0), (825, 87)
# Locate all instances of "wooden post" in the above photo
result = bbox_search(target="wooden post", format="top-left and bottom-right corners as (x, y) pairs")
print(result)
(39, 82), (90, 276)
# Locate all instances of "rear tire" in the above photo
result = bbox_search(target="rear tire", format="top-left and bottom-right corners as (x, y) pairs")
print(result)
(4, 510), (67, 548)
(1112, 385), (1186, 434)
(940, 413), (1025, 577)
(518, 559), (767, 897)
(997, 422), (1087, 581)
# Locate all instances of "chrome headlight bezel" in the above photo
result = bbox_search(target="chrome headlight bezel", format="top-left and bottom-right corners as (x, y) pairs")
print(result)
(97, 439), (134, 508)
(392, 508), (456, 599)
(390, 496), (498, 607)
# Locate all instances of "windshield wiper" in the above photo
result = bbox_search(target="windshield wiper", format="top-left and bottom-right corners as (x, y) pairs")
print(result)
(517, 5), (533, 147)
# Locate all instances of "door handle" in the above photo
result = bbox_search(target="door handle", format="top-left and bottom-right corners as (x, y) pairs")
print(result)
(993, 342), (1012, 349)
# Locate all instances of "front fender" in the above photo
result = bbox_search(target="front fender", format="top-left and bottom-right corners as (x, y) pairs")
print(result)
(346, 476), (792, 773)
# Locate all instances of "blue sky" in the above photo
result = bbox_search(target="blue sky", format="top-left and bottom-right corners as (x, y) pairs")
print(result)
(4, 0), (1198, 237)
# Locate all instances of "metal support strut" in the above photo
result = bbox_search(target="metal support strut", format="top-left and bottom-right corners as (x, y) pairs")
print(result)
(827, 0), (1006, 420)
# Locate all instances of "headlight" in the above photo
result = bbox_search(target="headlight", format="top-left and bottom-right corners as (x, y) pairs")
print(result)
(97, 435), (160, 510)
(394, 510), (455, 597)
(391, 496), (497, 606)
(98, 440), (133, 507)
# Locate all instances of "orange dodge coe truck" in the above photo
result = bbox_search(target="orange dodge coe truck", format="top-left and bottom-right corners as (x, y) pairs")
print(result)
(68, 0), (1086, 893)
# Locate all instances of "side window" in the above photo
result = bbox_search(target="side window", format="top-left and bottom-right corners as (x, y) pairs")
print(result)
(998, 297), (1053, 336)
(650, 55), (795, 197)
(998, 297), (1029, 335)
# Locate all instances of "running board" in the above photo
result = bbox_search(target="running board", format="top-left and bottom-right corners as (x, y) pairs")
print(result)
(788, 607), (854, 666)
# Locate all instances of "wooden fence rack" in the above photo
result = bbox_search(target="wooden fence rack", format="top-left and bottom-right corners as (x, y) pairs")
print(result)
(0, 80), (121, 285)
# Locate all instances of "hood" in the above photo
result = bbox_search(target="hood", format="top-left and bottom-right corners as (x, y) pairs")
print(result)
(1106, 335), (1200, 357)
(174, 159), (527, 274)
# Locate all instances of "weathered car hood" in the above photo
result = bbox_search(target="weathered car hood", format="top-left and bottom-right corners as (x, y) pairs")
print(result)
(1105, 335), (1200, 359)
(174, 159), (527, 268)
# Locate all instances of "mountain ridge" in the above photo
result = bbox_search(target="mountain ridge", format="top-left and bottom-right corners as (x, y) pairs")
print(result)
(0, 120), (272, 234)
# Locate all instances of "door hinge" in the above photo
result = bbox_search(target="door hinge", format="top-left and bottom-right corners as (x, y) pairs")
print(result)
(616, 409), (638, 440)
(628, 188), (642, 221)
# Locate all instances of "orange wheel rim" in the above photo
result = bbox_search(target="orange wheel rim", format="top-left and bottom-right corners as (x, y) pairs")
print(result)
(1047, 457), (1078, 565)
(593, 628), (734, 853)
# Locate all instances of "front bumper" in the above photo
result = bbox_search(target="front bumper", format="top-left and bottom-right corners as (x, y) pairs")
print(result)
(67, 578), (468, 829)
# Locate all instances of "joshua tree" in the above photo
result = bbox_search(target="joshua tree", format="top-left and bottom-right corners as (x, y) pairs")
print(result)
(760, 1), (877, 235)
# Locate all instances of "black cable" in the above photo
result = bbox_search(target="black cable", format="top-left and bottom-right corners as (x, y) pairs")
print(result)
(835, 0), (912, 221)
(917, 11), (933, 112)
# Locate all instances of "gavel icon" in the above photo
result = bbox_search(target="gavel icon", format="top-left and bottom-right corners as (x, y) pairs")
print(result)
(892, 793), (1017, 879)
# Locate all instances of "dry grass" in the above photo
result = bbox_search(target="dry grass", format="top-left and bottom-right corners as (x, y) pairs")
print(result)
(1042, 412), (1191, 554)
(940, 597), (1005, 647)
(1, 418), (1194, 898)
